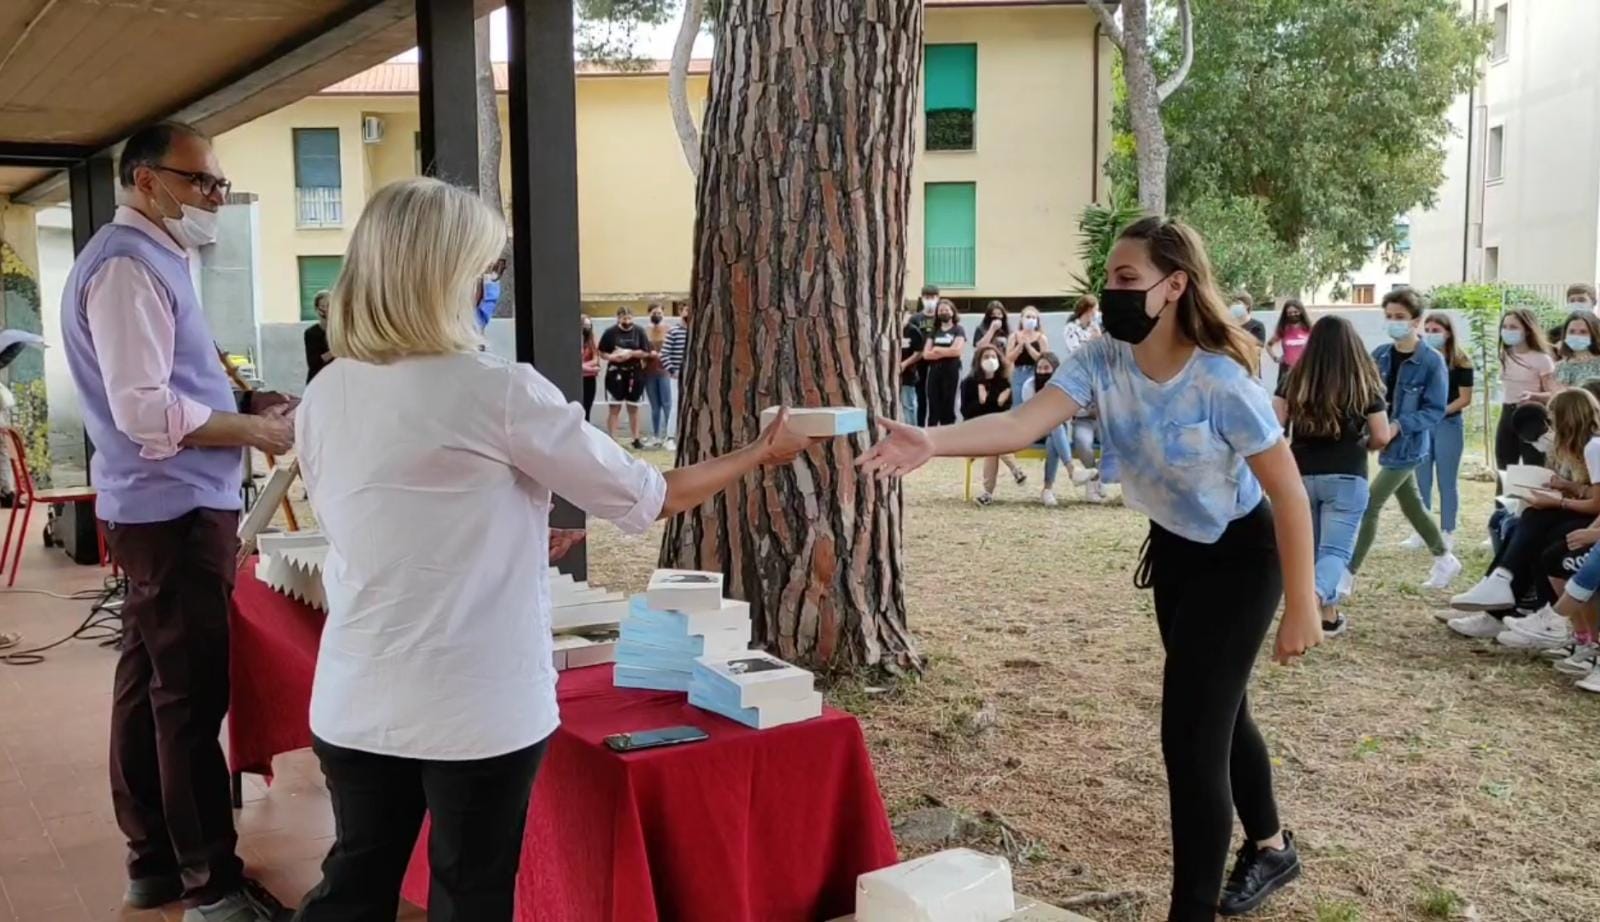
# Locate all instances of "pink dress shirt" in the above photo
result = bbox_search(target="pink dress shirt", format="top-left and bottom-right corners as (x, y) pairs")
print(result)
(84, 207), (215, 461)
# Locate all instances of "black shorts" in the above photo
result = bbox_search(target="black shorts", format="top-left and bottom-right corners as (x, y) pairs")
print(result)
(605, 365), (645, 404)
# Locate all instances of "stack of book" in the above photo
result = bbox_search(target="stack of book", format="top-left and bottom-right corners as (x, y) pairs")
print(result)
(549, 567), (627, 671)
(689, 651), (823, 730)
(613, 570), (753, 691)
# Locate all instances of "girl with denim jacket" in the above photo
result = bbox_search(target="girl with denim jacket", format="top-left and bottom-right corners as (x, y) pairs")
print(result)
(1348, 288), (1462, 592)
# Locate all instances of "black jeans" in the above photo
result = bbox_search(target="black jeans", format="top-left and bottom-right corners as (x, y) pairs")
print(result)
(294, 735), (550, 922)
(1140, 502), (1283, 922)
(925, 365), (960, 426)
(1494, 403), (1546, 472)
(1494, 507), (1590, 603)
(581, 376), (597, 418)
(102, 509), (244, 903)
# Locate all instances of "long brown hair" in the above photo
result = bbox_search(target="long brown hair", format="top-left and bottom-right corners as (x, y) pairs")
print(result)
(1556, 309), (1600, 360)
(1548, 388), (1600, 482)
(1423, 312), (1473, 369)
(1283, 316), (1386, 439)
(1501, 308), (1553, 366)
(1117, 216), (1260, 374)
(968, 343), (1009, 382)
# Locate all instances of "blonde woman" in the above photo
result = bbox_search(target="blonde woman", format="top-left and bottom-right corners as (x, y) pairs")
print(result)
(1006, 304), (1049, 400)
(292, 178), (818, 922)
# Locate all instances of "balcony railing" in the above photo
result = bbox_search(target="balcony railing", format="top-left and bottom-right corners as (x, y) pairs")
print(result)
(295, 186), (344, 229)
(925, 245), (975, 288)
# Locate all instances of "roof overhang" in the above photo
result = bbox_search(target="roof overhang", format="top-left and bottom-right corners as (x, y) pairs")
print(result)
(0, 0), (497, 203)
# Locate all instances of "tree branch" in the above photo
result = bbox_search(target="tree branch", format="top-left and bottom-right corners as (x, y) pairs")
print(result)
(668, 0), (705, 177)
(1084, 0), (1124, 50)
(1156, 0), (1194, 103)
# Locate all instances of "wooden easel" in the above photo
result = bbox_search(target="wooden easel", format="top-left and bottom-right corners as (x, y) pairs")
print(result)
(217, 349), (300, 531)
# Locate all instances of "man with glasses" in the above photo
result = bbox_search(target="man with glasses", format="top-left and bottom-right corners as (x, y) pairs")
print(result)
(61, 121), (293, 921)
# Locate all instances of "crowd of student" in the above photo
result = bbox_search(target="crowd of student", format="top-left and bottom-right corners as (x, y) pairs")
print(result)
(578, 301), (690, 451)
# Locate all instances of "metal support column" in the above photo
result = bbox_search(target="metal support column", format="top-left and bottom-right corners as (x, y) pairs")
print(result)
(416, 0), (480, 190)
(507, 0), (587, 579)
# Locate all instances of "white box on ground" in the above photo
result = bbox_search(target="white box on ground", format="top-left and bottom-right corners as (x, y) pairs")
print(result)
(694, 652), (815, 708)
(760, 406), (868, 437)
(646, 569), (725, 613)
(855, 849), (1015, 922)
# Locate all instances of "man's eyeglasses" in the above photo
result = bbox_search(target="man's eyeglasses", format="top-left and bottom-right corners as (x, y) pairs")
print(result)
(153, 166), (232, 199)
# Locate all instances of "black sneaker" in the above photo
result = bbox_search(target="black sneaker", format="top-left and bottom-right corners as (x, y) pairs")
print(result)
(1012, 469), (1027, 485)
(631, 438), (645, 450)
(1322, 614), (1348, 638)
(124, 875), (183, 909)
(1219, 831), (1301, 916)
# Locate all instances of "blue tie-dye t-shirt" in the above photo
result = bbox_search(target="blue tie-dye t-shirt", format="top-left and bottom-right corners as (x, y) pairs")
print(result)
(1048, 337), (1282, 543)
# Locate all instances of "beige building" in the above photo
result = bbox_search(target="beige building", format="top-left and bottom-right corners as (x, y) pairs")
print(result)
(215, 0), (1113, 324)
(1409, 0), (1600, 290)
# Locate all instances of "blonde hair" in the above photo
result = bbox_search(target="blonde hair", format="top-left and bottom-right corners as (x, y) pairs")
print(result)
(329, 177), (506, 363)
(1549, 388), (1600, 483)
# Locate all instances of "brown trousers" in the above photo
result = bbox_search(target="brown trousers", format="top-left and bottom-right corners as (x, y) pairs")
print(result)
(103, 508), (243, 902)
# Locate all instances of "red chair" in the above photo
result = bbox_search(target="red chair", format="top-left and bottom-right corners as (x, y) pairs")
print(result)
(1, 426), (106, 587)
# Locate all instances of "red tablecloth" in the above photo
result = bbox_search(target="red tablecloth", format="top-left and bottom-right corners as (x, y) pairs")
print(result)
(228, 562), (899, 922)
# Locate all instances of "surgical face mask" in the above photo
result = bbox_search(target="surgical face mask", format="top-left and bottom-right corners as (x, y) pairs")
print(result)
(1502, 328), (1525, 347)
(1568, 334), (1593, 353)
(1571, 299), (1595, 311)
(922, 298), (938, 314)
(155, 176), (219, 249)
(1099, 275), (1173, 345)
(1423, 331), (1447, 351)
(980, 358), (1000, 375)
(1022, 317), (1039, 331)
(1534, 432), (1555, 455)
(1385, 319), (1413, 341)
(1229, 303), (1248, 320)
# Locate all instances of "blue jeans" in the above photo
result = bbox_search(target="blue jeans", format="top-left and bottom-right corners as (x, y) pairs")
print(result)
(1417, 413), (1465, 532)
(1303, 473), (1370, 605)
(1568, 546), (1600, 602)
(1010, 366), (1035, 409)
(900, 384), (919, 424)
(1042, 425), (1072, 486)
(644, 374), (671, 437)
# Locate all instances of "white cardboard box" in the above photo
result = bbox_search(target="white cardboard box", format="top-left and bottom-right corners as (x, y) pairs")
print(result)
(646, 569), (725, 613)
(760, 406), (868, 437)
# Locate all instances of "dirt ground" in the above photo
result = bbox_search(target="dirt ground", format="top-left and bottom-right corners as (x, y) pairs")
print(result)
(582, 454), (1600, 922)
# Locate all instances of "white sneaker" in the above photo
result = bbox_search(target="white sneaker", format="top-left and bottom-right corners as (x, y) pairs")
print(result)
(1085, 481), (1106, 504)
(1398, 532), (1427, 551)
(1070, 467), (1099, 486)
(1576, 668), (1600, 693)
(1432, 608), (1458, 624)
(664, 437), (677, 452)
(1337, 569), (1355, 603)
(975, 492), (994, 507)
(1448, 612), (1507, 639)
(1422, 553), (1462, 591)
(1040, 489), (1058, 508)
(1497, 607), (1572, 650)
(1553, 644), (1598, 677)
(1541, 642), (1575, 661)
(1443, 531), (1456, 551)
(1451, 571), (1515, 611)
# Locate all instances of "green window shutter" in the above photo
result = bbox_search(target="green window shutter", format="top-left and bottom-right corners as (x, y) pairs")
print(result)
(924, 183), (976, 288)
(298, 256), (343, 320)
(293, 128), (342, 189)
(925, 44), (977, 111)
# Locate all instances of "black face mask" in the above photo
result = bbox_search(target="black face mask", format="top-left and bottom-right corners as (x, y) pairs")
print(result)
(1099, 275), (1172, 345)
(1035, 370), (1053, 389)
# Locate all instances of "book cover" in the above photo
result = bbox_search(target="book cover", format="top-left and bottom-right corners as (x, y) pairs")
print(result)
(627, 595), (751, 635)
(645, 569), (725, 613)
(692, 652), (815, 709)
(614, 663), (693, 693)
(688, 685), (823, 730)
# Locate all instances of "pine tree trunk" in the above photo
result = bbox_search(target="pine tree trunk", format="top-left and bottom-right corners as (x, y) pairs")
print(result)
(1118, 0), (1169, 215)
(660, 0), (922, 673)
(475, 15), (514, 316)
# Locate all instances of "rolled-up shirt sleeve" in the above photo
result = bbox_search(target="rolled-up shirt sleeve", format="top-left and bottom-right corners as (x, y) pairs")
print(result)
(83, 258), (213, 460)
(503, 363), (665, 533)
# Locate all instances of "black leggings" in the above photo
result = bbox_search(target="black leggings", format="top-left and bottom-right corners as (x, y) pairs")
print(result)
(1140, 502), (1283, 921)
(925, 366), (960, 426)
(582, 376), (597, 418)
(1494, 507), (1589, 604)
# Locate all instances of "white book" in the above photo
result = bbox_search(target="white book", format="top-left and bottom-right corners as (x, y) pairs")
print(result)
(646, 569), (725, 613)
(693, 688), (823, 730)
(693, 652), (815, 708)
(552, 634), (619, 670)
(759, 406), (868, 437)
(552, 586), (619, 608)
(550, 598), (629, 633)
(626, 594), (752, 635)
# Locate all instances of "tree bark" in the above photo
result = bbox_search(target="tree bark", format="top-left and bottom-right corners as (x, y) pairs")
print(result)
(661, 0), (922, 673)
(474, 14), (514, 316)
(668, 0), (705, 177)
(1087, 0), (1179, 215)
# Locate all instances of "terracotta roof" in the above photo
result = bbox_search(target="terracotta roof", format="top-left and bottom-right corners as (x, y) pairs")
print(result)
(322, 59), (713, 95)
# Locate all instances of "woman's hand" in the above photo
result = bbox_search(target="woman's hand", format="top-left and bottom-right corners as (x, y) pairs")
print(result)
(755, 409), (825, 466)
(1527, 488), (1564, 510)
(1274, 599), (1324, 665)
(857, 418), (936, 478)
(1567, 527), (1600, 550)
(549, 528), (586, 563)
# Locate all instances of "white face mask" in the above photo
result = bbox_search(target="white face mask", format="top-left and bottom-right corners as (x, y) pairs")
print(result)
(922, 298), (938, 314)
(1022, 317), (1039, 331)
(1229, 303), (1248, 320)
(980, 358), (1000, 375)
(156, 177), (219, 249)
(1534, 433), (1555, 455)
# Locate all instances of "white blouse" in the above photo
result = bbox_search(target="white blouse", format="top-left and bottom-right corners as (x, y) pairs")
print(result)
(295, 351), (666, 760)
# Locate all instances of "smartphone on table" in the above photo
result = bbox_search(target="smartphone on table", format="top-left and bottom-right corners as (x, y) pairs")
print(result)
(604, 725), (709, 753)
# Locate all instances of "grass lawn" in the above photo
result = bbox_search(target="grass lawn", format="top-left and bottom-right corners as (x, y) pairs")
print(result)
(586, 453), (1600, 922)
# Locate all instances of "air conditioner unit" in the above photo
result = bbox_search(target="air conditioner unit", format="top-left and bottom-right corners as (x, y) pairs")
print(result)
(362, 116), (384, 144)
